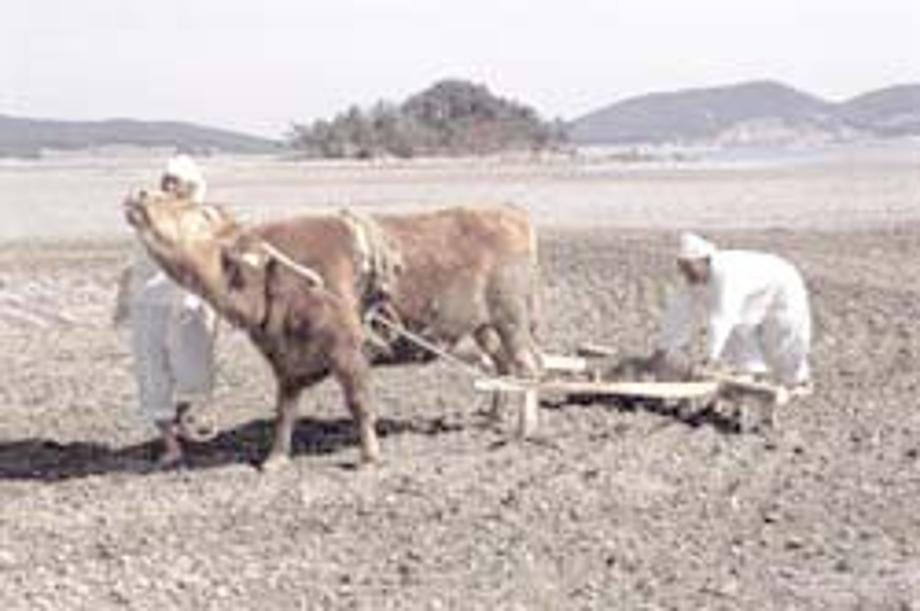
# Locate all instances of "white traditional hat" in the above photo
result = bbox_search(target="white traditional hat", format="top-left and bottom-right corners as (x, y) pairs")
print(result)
(165, 155), (204, 184)
(164, 155), (206, 203)
(678, 232), (716, 260)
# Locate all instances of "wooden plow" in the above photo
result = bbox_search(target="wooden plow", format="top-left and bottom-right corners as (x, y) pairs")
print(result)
(474, 343), (791, 430)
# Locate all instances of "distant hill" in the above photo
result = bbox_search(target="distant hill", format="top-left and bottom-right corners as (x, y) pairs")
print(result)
(0, 115), (281, 158)
(289, 79), (565, 159)
(837, 84), (920, 137)
(569, 80), (920, 146)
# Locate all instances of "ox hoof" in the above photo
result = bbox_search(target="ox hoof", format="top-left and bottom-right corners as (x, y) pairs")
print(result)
(360, 452), (380, 466)
(359, 427), (381, 465)
(361, 440), (380, 465)
(260, 454), (292, 473)
(360, 444), (381, 466)
(355, 458), (379, 472)
(155, 452), (185, 471)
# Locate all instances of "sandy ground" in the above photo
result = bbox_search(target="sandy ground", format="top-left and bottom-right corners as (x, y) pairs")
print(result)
(0, 151), (919, 609)
(1, 142), (918, 239)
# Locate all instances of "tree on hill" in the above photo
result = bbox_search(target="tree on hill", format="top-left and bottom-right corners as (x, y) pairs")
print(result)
(289, 79), (565, 159)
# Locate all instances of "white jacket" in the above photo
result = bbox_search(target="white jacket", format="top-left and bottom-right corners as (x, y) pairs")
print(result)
(659, 249), (810, 361)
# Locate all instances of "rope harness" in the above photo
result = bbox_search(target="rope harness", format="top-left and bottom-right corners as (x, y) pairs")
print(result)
(339, 209), (403, 302)
(338, 209), (408, 354)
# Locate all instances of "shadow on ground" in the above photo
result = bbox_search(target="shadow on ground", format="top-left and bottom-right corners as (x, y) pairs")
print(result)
(0, 398), (748, 482)
(545, 395), (746, 435)
(0, 415), (464, 482)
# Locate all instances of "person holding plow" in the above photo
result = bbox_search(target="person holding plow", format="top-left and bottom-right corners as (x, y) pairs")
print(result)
(652, 232), (814, 399)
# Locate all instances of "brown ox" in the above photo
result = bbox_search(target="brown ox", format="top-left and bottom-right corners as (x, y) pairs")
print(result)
(124, 190), (542, 470)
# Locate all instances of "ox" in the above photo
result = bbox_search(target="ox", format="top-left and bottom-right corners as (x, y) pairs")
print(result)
(124, 191), (542, 470)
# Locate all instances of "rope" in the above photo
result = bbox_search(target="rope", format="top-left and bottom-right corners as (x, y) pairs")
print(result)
(363, 303), (488, 379)
(259, 241), (326, 287)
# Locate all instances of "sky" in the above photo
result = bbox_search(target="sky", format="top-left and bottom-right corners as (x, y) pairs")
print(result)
(3, 0), (919, 138)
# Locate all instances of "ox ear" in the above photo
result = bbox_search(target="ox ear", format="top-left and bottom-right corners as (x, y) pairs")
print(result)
(219, 239), (273, 291)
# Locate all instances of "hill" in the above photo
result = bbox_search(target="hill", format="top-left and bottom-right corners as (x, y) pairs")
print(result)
(838, 84), (920, 137)
(289, 79), (565, 159)
(569, 80), (920, 146)
(0, 115), (280, 158)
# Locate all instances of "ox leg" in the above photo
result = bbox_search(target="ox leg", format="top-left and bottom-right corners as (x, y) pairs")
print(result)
(331, 346), (380, 465)
(474, 326), (511, 420)
(263, 383), (303, 471)
(497, 323), (542, 439)
(487, 259), (542, 437)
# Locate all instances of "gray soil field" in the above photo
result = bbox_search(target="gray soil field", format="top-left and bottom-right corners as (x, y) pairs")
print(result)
(0, 146), (918, 609)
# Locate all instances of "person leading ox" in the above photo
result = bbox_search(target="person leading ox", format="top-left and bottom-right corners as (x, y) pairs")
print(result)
(652, 232), (813, 397)
(114, 155), (218, 467)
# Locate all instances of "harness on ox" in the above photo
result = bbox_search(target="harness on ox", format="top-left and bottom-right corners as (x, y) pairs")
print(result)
(338, 209), (411, 359)
(256, 209), (412, 359)
(255, 210), (479, 370)
(339, 209), (403, 307)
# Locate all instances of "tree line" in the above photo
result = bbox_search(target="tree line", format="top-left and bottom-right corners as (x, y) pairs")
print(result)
(289, 80), (567, 159)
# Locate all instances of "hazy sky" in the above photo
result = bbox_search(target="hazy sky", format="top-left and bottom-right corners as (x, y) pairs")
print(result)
(4, 0), (918, 137)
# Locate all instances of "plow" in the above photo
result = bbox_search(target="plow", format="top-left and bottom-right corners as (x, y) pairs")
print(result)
(474, 342), (791, 431)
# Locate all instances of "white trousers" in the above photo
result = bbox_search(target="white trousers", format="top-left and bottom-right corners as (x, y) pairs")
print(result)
(721, 309), (811, 386)
(131, 300), (215, 424)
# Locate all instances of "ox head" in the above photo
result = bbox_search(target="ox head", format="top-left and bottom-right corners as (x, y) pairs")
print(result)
(124, 189), (281, 330)
(124, 188), (240, 303)
(213, 233), (277, 329)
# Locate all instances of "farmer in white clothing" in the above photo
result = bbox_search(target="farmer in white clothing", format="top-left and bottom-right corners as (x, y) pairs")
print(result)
(114, 155), (217, 467)
(652, 232), (813, 395)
